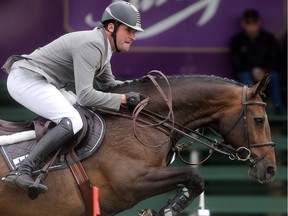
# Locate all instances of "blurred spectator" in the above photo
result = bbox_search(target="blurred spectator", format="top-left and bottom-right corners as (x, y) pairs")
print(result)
(229, 9), (284, 114)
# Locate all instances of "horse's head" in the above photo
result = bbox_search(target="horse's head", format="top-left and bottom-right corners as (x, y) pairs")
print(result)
(218, 74), (276, 183)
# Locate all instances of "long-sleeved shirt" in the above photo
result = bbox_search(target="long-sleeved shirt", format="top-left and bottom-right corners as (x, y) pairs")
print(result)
(2, 27), (124, 111)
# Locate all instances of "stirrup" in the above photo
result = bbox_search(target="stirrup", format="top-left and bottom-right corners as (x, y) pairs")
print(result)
(28, 172), (48, 200)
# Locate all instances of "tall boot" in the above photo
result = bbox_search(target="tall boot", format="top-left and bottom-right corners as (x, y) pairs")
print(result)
(4, 118), (74, 199)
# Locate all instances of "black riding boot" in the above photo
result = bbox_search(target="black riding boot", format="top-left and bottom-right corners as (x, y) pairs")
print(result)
(4, 118), (74, 199)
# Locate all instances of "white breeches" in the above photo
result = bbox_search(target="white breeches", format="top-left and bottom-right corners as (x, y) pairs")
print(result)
(6, 67), (83, 134)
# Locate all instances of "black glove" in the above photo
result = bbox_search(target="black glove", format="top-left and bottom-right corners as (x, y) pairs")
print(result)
(125, 91), (144, 110)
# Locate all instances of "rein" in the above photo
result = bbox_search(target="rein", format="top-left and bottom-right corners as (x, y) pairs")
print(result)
(130, 70), (175, 148)
(140, 110), (240, 163)
(99, 72), (274, 166)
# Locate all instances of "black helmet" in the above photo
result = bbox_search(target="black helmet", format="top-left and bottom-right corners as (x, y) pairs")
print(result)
(101, 1), (144, 32)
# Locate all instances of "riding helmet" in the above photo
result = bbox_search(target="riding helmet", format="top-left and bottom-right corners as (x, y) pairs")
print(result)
(101, 1), (144, 32)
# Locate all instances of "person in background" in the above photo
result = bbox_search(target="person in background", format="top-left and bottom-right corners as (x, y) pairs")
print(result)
(1, 1), (145, 199)
(229, 9), (283, 114)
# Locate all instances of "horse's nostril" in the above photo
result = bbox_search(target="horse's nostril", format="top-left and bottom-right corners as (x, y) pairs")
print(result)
(266, 165), (276, 177)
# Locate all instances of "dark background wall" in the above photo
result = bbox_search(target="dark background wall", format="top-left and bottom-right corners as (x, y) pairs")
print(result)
(0, 0), (286, 80)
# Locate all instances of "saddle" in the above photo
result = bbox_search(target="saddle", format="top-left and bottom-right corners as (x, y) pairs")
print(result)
(0, 104), (106, 173)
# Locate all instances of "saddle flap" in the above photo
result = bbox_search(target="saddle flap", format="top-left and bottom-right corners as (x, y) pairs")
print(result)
(0, 105), (106, 173)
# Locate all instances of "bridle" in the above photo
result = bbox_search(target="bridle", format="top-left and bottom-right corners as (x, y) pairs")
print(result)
(98, 71), (275, 167)
(219, 85), (275, 166)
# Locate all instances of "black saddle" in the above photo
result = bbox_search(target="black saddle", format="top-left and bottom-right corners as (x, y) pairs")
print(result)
(0, 105), (106, 174)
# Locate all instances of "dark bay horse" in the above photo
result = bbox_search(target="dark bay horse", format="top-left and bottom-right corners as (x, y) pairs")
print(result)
(0, 74), (276, 216)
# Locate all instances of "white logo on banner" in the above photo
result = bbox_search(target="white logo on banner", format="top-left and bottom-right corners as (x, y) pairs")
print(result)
(85, 0), (220, 39)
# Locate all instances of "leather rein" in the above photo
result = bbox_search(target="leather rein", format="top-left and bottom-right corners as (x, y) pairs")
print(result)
(99, 71), (275, 166)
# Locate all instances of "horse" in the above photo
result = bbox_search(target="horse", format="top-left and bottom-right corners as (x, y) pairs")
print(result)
(0, 73), (276, 216)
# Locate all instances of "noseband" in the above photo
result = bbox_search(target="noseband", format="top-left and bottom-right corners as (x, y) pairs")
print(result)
(222, 85), (275, 166)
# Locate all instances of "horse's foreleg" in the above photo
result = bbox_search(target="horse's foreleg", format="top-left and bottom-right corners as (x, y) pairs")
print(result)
(139, 187), (203, 216)
(136, 167), (204, 216)
(158, 186), (198, 216)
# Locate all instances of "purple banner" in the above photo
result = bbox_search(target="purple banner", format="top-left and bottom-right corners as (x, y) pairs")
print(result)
(0, 0), (286, 79)
(64, 0), (286, 48)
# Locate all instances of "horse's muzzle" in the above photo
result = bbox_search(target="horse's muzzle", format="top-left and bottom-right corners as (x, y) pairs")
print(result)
(248, 163), (277, 184)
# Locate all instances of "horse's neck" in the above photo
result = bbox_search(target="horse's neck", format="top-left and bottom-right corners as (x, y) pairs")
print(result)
(113, 77), (241, 129)
(153, 82), (240, 129)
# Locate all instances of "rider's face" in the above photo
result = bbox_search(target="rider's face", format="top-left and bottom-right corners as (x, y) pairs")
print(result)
(115, 24), (136, 52)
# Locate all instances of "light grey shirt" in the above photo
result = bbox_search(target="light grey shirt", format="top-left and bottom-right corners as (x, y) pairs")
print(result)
(2, 27), (124, 111)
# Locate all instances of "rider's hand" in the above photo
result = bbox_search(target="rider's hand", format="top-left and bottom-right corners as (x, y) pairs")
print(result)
(124, 92), (146, 110)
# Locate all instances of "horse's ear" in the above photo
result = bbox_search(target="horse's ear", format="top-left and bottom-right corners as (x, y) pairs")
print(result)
(251, 74), (271, 98)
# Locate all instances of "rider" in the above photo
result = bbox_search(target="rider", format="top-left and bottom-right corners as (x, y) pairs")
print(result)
(2, 1), (144, 199)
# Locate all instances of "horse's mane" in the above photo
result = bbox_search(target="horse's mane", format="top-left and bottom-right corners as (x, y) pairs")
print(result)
(114, 74), (243, 90)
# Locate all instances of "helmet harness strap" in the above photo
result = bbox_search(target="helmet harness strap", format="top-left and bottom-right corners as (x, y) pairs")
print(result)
(112, 21), (120, 53)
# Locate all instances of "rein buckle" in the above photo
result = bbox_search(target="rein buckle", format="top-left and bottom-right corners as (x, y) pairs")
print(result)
(229, 146), (251, 161)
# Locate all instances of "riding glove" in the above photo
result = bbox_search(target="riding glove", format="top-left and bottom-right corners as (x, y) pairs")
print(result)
(125, 91), (146, 110)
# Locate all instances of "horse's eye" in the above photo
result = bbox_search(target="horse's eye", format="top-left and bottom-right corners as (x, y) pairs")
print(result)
(254, 117), (264, 126)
